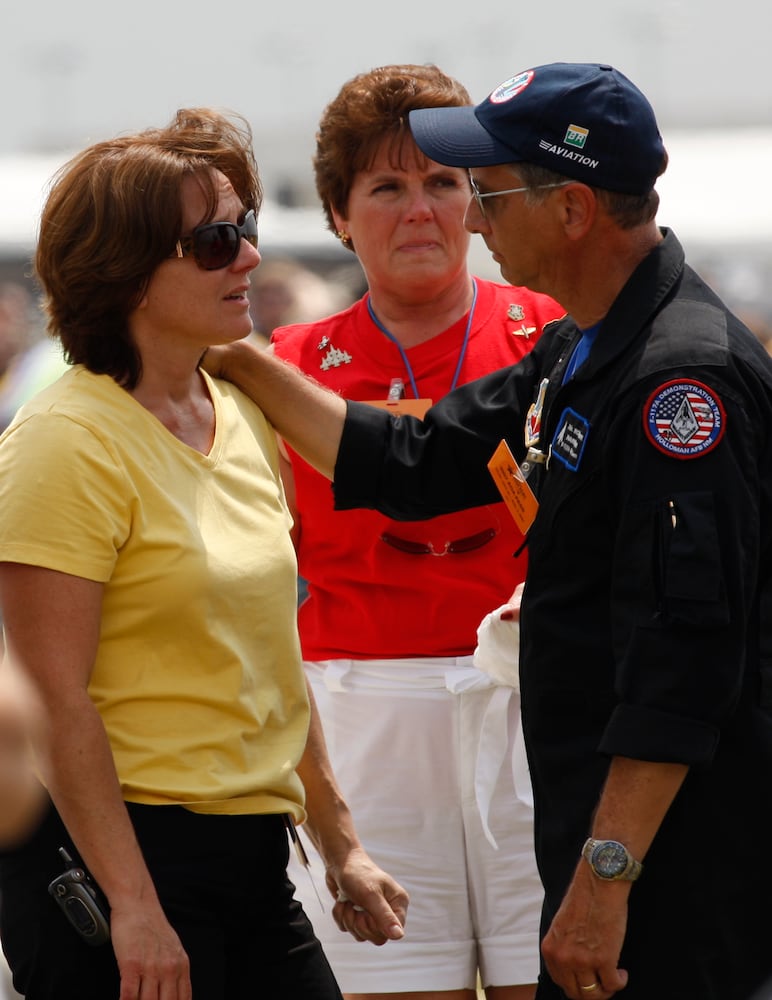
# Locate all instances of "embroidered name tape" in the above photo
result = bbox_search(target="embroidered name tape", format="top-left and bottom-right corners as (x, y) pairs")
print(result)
(644, 379), (726, 459)
(551, 408), (590, 472)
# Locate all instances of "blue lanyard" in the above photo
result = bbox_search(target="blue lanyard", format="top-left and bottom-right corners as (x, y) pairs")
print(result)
(366, 280), (478, 399)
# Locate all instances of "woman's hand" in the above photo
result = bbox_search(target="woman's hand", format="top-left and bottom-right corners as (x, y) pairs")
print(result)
(110, 896), (192, 1000)
(326, 847), (408, 946)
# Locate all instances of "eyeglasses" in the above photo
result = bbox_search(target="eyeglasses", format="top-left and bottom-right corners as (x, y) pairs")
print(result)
(172, 209), (258, 270)
(468, 175), (570, 218)
(380, 526), (497, 556)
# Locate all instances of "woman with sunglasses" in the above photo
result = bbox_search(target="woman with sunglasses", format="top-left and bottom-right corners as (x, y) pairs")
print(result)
(0, 108), (407, 1000)
(267, 65), (564, 1000)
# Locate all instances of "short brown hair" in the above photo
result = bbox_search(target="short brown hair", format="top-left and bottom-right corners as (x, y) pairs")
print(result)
(314, 64), (471, 240)
(35, 108), (262, 388)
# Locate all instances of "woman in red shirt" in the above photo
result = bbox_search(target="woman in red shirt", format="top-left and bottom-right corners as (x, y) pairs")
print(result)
(272, 64), (565, 1000)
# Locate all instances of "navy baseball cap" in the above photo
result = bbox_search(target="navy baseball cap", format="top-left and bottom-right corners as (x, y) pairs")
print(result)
(409, 62), (666, 195)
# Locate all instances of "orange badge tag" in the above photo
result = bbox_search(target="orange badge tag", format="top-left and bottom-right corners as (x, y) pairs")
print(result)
(487, 439), (539, 535)
(363, 398), (433, 418)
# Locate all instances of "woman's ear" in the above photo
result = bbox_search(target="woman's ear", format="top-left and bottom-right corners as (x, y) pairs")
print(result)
(330, 206), (349, 235)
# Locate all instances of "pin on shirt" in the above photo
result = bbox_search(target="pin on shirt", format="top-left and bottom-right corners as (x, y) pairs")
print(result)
(319, 344), (353, 371)
(525, 378), (549, 450)
(507, 303), (536, 338)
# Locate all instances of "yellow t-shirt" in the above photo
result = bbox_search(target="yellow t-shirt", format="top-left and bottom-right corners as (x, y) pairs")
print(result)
(0, 366), (307, 819)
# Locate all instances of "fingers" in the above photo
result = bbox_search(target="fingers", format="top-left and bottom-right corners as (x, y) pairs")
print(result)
(111, 908), (191, 1000)
(336, 889), (366, 913)
(567, 966), (628, 998)
(332, 884), (407, 944)
(333, 899), (387, 944)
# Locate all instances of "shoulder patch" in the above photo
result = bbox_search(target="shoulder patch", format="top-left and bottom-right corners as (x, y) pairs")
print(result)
(643, 379), (726, 459)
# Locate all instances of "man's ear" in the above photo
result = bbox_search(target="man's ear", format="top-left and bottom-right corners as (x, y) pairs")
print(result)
(557, 183), (597, 241)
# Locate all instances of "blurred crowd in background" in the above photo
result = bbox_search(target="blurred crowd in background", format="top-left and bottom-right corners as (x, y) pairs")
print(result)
(0, 256), (367, 438)
(2, 244), (771, 441)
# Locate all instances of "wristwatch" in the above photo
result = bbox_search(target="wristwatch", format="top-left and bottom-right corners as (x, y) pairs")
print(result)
(582, 838), (642, 881)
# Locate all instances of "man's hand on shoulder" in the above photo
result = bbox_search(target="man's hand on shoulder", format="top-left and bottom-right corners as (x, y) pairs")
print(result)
(200, 338), (263, 381)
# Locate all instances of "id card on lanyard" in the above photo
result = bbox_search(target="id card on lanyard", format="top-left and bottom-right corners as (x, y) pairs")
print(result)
(487, 439), (539, 534)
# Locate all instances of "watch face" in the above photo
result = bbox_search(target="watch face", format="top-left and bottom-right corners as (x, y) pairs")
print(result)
(591, 841), (628, 878)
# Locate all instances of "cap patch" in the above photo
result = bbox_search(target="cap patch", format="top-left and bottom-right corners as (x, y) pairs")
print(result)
(490, 70), (534, 104)
(644, 379), (726, 459)
(565, 124), (588, 149)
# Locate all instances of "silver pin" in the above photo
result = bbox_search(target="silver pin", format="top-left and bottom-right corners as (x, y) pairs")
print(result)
(320, 345), (352, 371)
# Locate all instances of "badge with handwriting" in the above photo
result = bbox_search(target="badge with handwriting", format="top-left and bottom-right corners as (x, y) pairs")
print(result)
(487, 439), (539, 534)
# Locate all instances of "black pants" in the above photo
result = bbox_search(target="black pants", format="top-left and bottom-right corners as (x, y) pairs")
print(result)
(0, 800), (343, 999)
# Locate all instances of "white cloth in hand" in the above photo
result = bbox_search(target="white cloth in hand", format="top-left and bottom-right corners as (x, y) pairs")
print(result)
(473, 605), (520, 692)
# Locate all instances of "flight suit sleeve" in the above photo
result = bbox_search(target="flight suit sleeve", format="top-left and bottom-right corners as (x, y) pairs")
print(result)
(600, 365), (767, 765)
(332, 349), (543, 520)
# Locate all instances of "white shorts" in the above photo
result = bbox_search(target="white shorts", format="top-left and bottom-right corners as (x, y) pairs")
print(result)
(289, 657), (543, 993)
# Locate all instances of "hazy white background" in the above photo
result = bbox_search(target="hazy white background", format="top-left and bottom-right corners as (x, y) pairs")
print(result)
(1, 0), (769, 202)
(3, 0), (770, 322)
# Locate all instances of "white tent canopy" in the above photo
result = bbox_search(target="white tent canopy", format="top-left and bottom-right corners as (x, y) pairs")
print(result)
(0, 153), (341, 262)
(657, 127), (772, 249)
(465, 127), (772, 274)
(2, 129), (771, 324)
(2, 128), (771, 259)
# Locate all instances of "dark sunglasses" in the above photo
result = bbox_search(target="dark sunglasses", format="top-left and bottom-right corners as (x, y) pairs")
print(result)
(380, 527), (497, 556)
(172, 209), (258, 270)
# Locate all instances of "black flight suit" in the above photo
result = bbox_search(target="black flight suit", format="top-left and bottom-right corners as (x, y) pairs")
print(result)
(332, 229), (772, 1000)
